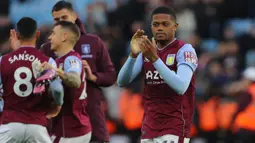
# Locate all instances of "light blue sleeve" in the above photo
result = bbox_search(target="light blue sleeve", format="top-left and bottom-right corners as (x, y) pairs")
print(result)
(48, 57), (57, 68)
(63, 56), (82, 75)
(49, 79), (64, 105)
(176, 44), (198, 71)
(48, 57), (64, 105)
(117, 53), (143, 87)
(152, 44), (198, 95)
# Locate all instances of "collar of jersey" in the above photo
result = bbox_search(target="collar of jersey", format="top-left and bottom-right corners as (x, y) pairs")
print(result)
(55, 50), (75, 59)
(156, 38), (177, 51)
(19, 45), (35, 48)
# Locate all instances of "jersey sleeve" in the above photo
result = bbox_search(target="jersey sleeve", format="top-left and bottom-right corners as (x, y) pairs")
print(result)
(48, 57), (57, 68)
(63, 56), (82, 75)
(176, 44), (198, 72)
(117, 53), (143, 87)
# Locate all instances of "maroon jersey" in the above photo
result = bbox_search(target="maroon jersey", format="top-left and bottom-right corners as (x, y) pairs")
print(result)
(142, 39), (197, 139)
(52, 50), (91, 137)
(40, 18), (115, 141)
(0, 46), (53, 126)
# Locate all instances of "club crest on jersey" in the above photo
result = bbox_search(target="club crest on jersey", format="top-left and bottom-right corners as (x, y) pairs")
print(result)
(81, 44), (91, 54)
(166, 54), (175, 66)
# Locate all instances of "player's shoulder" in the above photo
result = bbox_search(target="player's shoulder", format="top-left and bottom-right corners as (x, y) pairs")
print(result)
(64, 51), (81, 62)
(34, 48), (50, 58)
(82, 33), (101, 41)
(175, 39), (190, 48)
(1, 49), (19, 60)
(177, 41), (195, 53)
(80, 33), (103, 47)
(70, 51), (81, 59)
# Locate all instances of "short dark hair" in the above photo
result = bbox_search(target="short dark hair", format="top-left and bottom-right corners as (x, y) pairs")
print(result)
(151, 6), (177, 22)
(52, 1), (74, 13)
(17, 17), (37, 40)
(55, 21), (80, 42)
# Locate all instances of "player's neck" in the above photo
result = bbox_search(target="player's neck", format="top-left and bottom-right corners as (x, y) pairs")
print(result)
(55, 44), (73, 57)
(157, 37), (176, 49)
(20, 40), (36, 48)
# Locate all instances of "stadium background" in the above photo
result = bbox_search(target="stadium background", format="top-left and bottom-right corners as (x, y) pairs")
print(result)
(0, 0), (255, 143)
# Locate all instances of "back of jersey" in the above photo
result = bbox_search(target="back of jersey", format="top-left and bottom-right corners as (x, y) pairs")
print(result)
(0, 46), (52, 126)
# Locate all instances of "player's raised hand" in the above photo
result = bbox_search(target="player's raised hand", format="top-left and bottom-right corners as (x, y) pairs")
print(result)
(130, 29), (144, 58)
(41, 62), (52, 71)
(82, 60), (97, 82)
(41, 61), (58, 71)
(140, 36), (159, 62)
(9, 29), (20, 51)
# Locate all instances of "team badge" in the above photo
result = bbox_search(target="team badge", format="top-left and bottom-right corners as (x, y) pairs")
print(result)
(81, 44), (91, 54)
(166, 54), (175, 66)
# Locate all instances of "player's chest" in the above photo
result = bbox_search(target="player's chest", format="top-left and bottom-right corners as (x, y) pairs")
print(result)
(143, 50), (178, 71)
(56, 59), (65, 70)
(143, 50), (178, 82)
(75, 42), (97, 71)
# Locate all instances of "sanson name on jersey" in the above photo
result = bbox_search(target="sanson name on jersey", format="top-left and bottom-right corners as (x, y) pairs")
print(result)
(8, 51), (40, 64)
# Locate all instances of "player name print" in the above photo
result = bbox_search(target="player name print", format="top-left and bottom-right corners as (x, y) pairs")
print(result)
(184, 51), (197, 64)
(8, 51), (40, 64)
(145, 70), (165, 85)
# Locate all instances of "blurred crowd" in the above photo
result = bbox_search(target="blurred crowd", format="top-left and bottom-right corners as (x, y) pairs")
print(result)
(1, 0), (255, 143)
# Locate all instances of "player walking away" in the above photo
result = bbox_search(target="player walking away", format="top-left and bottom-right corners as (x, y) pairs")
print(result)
(117, 6), (198, 143)
(0, 17), (64, 143)
(40, 1), (116, 142)
(41, 21), (91, 143)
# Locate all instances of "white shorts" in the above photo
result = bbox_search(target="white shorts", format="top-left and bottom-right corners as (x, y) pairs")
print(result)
(141, 134), (190, 143)
(0, 122), (52, 143)
(51, 131), (91, 143)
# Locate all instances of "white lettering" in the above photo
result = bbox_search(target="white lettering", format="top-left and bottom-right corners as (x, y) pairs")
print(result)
(145, 70), (163, 80)
(8, 52), (40, 64)
(146, 70), (153, 79)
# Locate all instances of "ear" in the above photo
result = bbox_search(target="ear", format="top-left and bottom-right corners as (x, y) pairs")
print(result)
(71, 12), (78, 22)
(174, 23), (179, 31)
(73, 12), (78, 19)
(62, 33), (68, 42)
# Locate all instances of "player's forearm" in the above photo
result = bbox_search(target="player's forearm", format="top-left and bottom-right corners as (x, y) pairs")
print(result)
(57, 69), (81, 88)
(117, 54), (143, 87)
(50, 79), (64, 105)
(153, 59), (193, 95)
(117, 56), (135, 86)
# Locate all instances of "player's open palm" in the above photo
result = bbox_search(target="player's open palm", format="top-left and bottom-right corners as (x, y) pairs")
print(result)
(130, 29), (144, 57)
(140, 37), (159, 62)
(9, 29), (20, 51)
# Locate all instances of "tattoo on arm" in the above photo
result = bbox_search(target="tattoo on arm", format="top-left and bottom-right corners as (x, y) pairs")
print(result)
(61, 72), (81, 88)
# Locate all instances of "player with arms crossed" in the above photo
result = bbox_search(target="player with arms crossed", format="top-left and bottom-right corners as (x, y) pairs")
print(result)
(41, 21), (91, 143)
(0, 17), (64, 143)
(117, 6), (198, 143)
